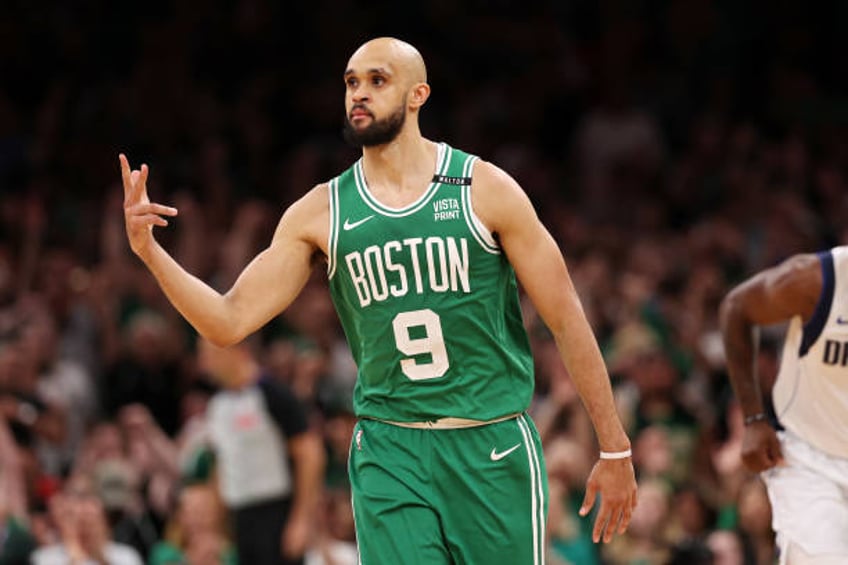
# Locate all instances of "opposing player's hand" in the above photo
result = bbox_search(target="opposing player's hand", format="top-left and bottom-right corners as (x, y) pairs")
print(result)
(119, 153), (178, 258)
(579, 457), (638, 543)
(741, 421), (784, 472)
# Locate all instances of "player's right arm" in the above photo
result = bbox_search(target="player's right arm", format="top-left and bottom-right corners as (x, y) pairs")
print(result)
(120, 154), (328, 346)
(718, 253), (821, 471)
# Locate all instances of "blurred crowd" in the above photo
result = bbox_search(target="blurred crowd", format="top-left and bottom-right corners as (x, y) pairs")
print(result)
(1, 0), (847, 564)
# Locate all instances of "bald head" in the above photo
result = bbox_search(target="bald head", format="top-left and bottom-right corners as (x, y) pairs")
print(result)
(343, 37), (431, 146)
(347, 37), (427, 86)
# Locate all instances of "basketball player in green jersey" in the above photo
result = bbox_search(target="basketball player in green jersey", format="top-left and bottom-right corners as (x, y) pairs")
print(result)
(120, 37), (637, 564)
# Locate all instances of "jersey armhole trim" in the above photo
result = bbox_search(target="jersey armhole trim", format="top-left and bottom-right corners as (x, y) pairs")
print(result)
(327, 178), (340, 279)
(460, 156), (500, 254)
(799, 250), (835, 356)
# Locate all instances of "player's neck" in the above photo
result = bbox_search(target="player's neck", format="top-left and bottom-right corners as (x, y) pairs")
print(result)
(361, 129), (437, 193)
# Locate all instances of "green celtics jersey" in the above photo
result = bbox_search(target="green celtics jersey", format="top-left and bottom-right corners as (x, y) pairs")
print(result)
(327, 142), (534, 422)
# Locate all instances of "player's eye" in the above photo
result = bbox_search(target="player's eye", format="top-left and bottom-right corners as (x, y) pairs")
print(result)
(346, 77), (358, 88)
(371, 76), (385, 86)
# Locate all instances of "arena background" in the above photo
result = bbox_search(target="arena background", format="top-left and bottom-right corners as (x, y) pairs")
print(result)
(1, 1), (847, 564)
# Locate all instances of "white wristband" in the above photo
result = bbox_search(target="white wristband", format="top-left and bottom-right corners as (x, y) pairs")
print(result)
(599, 449), (632, 460)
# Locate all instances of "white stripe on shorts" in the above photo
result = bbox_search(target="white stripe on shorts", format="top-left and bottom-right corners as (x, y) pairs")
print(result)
(517, 415), (546, 565)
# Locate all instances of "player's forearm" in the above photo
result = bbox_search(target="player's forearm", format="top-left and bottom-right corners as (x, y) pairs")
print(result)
(552, 325), (630, 452)
(138, 242), (242, 345)
(719, 298), (764, 417)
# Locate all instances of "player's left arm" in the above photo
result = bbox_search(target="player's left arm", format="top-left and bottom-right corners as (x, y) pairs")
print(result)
(471, 160), (637, 543)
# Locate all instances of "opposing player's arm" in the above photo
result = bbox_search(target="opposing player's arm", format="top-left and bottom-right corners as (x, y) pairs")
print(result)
(471, 160), (629, 451)
(121, 154), (328, 346)
(719, 253), (822, 420)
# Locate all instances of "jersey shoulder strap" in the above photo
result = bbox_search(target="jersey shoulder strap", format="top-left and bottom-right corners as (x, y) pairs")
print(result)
(434, 145), (477, 185)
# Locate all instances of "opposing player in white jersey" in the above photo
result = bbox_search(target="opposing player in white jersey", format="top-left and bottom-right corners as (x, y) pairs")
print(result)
(720, 246), (848, 564)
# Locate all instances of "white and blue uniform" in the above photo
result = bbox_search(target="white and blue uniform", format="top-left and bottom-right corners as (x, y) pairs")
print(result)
(766, 245), (848, 562)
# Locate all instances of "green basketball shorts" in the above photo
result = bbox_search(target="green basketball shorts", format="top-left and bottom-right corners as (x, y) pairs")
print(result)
(349, 413), (548, 564)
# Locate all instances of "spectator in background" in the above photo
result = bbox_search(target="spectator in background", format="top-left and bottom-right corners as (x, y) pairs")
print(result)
(149, 482), (236, 565)
(604, 477), (672, 565)
(118, 397), (214, 518)
(32, 248), (102, 382)
(664, 483), (716, 546)
(92, 455), (159, 561)
(304, 488), (358, 565)
(18, 306), (95, 476)
(608, 323), (700, 488)
(31, 473), (143, 565)
(0, 312), (67, 476)
(317, 397), (356, 492)
(66, 420), (159, 560)
(665, 538), (714, 565)
(572, 73), (665, 222)
(545, 436), (598, 565)
(100, 311), (185, 437)
(706, 529), (747, 565)
(199, 337), (325, 565)
(0, 416), (36, 565)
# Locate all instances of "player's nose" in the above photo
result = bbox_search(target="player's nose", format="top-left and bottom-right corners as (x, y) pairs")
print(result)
(351, 85), (370, 103)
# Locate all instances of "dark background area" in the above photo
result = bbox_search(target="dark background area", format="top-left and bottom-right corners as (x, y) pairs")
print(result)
(3, 0), (847, 256)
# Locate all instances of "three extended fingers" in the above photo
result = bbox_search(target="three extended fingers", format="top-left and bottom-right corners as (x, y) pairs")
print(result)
(119, 154), (177, 225)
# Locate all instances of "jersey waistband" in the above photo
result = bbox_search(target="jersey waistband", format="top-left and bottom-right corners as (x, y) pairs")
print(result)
(366, 412), (522, 429)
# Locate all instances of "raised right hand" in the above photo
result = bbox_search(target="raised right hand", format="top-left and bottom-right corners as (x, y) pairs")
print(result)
(740, 421), (784, 472)
(119, 153), (178, 258)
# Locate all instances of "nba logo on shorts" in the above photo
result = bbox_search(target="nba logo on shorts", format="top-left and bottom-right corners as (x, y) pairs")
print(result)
(356, 429), (363, 451)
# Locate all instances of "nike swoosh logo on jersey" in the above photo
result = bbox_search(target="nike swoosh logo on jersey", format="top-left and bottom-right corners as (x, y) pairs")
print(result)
(490, 443), (521, 461)
(837, 316), (848, 325)
(343, 215), (375, 231)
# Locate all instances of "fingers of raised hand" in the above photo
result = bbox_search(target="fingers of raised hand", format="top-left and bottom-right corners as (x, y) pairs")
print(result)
(125, 204), (178, 228)
(119, 154), (150, 205)
(119, 154), (132, 197)
(119, 154), (177, 230)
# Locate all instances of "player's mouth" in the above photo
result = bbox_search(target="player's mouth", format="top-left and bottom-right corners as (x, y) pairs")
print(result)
(349, 106), (373, 122)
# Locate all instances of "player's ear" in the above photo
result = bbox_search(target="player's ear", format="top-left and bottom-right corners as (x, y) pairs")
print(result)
(409, 82), (430, 109)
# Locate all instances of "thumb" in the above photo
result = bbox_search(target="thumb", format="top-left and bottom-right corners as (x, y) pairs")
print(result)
(579, 480), (598, 516)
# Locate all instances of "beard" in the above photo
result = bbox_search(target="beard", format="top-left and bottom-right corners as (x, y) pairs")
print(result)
(343, 103), (406, 148)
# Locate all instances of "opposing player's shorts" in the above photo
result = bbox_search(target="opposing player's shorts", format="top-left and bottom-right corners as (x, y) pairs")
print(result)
(349, 413), (548, 564)
(762, 431), (848, 559)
